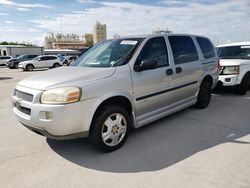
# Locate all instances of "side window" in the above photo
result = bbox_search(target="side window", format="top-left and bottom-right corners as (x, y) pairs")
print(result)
(41, 56), (48, 61)
(169, 36), (199, 64)
(136, 37), (169, 67)
(51, 56), (57, 60)
(196, 37), (215, 59)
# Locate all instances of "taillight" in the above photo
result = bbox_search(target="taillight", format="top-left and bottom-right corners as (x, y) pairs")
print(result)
(217, 58), (220, 72)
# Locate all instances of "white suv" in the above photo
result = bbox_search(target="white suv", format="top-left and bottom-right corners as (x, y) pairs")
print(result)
(18, 55), (62, 71)
(12, 34), (219, 151)
(217, 42), (250, 94)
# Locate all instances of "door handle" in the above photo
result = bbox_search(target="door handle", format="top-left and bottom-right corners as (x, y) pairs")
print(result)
(166, 68), (173, 76)
(176, 67), (182, 74)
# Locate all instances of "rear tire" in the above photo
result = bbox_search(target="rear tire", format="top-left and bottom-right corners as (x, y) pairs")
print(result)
(195, 80), (212, 109)
(14, 63), (18, 69)
(89, 105), (130, 152)
(235, 73), (249, 95)
(26, 64), (34, 71)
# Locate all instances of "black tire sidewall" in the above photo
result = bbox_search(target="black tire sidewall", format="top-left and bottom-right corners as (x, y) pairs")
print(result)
(26, 65), (33, 71)
(235, 74), (249, 95)
(90, 106), (131, 152)
(196, 81), (212, 109)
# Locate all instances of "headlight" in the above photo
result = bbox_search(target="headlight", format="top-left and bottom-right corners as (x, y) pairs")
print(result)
(222, 66), (239, 75)
(41, 87), (81, 104)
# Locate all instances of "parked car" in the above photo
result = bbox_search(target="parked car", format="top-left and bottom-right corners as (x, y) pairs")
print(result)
(216, 41), (250, 94)
(18, 55), (62, 71)
(0, 56), (12, 66)
(6, 55), (38, 69)
(12, 34), (219, 152)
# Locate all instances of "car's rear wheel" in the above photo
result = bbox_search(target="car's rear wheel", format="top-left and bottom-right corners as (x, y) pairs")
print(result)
(90, 105), (130, 152)
(14, 63), (18, 69)
(26, 64), (34, 71)
(53, 63), (60, 68)
(195, 80), (212, 109)
(235, 73), (249, 95)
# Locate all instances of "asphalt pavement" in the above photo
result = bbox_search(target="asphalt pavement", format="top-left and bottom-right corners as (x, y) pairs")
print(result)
(0, 66), (250, 188)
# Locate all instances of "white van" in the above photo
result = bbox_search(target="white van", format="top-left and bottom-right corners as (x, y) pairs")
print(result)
(13, 34), (219, 151)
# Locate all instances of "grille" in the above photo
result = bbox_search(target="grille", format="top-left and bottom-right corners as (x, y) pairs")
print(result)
(15, 89), (33, 102)
(13, 102), (31, 115)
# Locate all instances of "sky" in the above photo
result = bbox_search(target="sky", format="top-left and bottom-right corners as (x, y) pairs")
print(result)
(0, 0), (249, 46)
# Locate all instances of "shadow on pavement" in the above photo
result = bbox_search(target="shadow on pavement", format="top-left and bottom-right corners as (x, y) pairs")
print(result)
(0, 77), (13, 80)
(47, 93), (250, 173)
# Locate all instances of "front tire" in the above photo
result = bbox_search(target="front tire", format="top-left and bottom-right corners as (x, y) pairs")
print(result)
(235, 73), (249, 95)
(53, 63), (60, 68)
(89, 106), (130, 152)
(195, 80), (212, 109)
(26, 64), (34, 71)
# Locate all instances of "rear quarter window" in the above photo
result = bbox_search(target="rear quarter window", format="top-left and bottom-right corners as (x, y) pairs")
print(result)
(196, 37), (215, 59)
(169, 36), (199, 64)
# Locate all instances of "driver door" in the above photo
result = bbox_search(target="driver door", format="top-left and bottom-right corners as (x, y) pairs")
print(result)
(131, 37), (175, 122)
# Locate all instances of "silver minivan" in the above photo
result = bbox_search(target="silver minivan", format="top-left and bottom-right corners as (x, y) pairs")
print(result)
(12, 34), (219, 151)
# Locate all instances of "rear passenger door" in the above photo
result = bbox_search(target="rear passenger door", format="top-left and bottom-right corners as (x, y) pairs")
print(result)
(168, 36), (202, 102)
(196, 37), (217, 74)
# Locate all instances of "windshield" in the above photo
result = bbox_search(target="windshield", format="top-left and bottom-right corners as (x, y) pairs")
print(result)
(72, 38), (143, 68)
(217, 46), (250, 59)
(17, 55), (26, 60)
(33, 56), (41, 61)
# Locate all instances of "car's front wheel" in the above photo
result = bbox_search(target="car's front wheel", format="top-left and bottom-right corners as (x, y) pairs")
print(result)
(235, 73), (250, 95)
(53, 63), (60, 68)
(26, 64), (34, 71)
(90, 106), (130, 152)
(195, 80), (212, 109)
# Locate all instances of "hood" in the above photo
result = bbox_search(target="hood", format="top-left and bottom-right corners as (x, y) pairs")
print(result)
(8, 58), (19, 62)
(220, 59), (250, 66)
(17, 66), (116, 90)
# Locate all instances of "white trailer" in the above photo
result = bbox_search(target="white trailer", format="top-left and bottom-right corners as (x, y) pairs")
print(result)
(0, 45), (44, 57)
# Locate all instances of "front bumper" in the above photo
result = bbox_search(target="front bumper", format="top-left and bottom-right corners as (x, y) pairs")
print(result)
(218, 75), (239, 86)
(18, 64), (24, 69)
(12, 85), (98, 139)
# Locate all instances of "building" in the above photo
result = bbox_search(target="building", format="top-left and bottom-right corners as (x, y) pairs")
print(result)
(93, 22), (107, 44)
(44, 33), (93, 49)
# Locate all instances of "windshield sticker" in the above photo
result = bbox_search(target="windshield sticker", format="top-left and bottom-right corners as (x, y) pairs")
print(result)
(241, 46), (250, 49)
(120, 40), (138, 45)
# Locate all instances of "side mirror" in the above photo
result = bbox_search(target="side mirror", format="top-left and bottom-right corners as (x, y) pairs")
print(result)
(134, 59), (157, 72)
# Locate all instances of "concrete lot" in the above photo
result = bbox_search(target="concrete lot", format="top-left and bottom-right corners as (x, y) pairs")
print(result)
(0, 66), (250, 188)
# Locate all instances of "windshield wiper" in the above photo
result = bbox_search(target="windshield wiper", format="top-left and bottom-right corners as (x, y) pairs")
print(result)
(111, 48), (136, 67)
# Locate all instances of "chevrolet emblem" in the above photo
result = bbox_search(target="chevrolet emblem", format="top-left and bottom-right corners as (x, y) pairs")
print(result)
(15, 99), (22, 108)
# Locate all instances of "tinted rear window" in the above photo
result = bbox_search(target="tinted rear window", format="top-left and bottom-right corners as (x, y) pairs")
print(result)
(169, 36), (199, 64)
(196, 37), (215, 59)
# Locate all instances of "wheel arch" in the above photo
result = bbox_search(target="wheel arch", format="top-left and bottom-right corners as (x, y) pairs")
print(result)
(89, 95), (136, 134)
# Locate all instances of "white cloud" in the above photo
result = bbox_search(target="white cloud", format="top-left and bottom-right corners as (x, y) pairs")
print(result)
(17, 7), (30, 11)
(0, 12), (8, 15)
(18, 3), (52, 8)
(77, 0), (96, 3)
(0, 0), (53, 9)
(29, 1), (250, 45)
(5, 20), (13, 24)
(0, 0), (15, 5)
